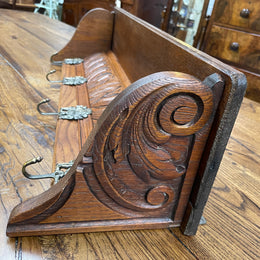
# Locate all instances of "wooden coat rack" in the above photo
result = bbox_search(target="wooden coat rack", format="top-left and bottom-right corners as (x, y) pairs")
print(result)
(6, 7), (246, 237)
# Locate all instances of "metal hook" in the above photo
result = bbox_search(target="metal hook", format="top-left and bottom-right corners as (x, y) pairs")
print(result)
(50, 53), (84, 66)
(46, 69), (62, 83)
(50, 53), (63, 66)
(22, 157), (74, 184)
(46, 70), (88, 85)
(37, 99), (58, 116)
(37, 99), (92, 119)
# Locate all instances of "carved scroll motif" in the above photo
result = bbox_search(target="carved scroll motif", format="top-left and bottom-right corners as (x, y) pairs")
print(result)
(89, 72), (214, 214)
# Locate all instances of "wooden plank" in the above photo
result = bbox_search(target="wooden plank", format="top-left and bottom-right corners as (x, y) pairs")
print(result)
(26, 229), (196, 260)
(0, 10), (75, 259)
(75, 65), (93, 148)
(53, 65), (81, 166)
(0, 54), (51, 260)
(0, 11), (74, 87)
(171, 174), (260, 259)
(112, 7), (244, 83)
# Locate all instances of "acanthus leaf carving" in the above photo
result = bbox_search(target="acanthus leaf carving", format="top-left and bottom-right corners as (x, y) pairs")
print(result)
(90, 72), (214, 213)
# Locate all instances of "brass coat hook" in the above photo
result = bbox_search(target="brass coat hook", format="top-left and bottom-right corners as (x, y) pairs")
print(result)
(50, 53), (63, 66)
(22, 157), (74, 184)
(46, 69), (62, 83)
(46, 70), (88, 85)
(50, 53), (84, 66)
(37, 98), (58, 116)
(37, 99), (92, 119)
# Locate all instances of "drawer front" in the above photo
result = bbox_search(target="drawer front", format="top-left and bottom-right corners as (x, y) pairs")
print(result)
(214, 0), (260, 32)
(62, 3), (79, 26)
(121, 0), (135, 5)
(239, 69), (260, 102)
(204, 25), (260, 73)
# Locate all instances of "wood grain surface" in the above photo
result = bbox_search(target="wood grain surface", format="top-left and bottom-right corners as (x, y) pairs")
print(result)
(0, 9), (259, 260)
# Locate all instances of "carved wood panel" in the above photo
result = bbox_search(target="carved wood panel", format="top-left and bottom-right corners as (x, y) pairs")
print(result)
(82, 71), (218, 219)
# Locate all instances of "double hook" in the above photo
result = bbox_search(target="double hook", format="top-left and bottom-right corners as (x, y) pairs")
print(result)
(22, 157), (74, 184)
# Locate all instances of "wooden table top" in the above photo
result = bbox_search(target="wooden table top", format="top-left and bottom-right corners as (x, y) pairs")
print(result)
(0, 9), (259, 260)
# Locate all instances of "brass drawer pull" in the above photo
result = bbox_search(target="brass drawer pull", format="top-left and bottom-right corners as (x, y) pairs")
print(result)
(230, 42), (239, 51)
(240, 8), (250, 18)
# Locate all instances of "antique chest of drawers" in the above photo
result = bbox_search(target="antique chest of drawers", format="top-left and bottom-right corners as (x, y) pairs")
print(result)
(202, 0), (260, 102)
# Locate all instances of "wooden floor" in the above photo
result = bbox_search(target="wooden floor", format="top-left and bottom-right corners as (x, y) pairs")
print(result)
(0, 9), (259, 260)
